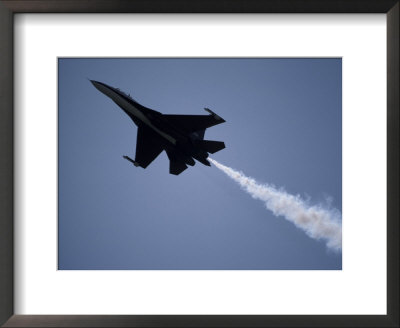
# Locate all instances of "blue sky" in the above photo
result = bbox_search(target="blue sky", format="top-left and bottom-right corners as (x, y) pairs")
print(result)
(58, 58), (342, 270)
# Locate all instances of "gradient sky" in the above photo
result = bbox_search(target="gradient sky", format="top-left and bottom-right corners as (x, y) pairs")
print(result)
(58, 58), (342, 270)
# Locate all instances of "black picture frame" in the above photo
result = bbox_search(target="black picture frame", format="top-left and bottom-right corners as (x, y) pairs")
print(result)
(0, 1), (398, 327)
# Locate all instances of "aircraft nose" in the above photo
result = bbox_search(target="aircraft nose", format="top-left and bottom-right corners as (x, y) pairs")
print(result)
(90, 80), (106, 93)
(90, 80), (100, 87)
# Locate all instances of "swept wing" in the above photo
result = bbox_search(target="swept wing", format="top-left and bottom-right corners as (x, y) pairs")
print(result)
(134, 126), (164, 168)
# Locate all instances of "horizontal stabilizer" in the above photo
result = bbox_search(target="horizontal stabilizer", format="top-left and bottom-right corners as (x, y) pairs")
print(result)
(196, 140), (225, 154)
(169, 161), (188, 175)
(166, 150), (188, 175)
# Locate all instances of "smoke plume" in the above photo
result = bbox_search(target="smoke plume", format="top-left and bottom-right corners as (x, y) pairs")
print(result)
(209, 158), (342, 251)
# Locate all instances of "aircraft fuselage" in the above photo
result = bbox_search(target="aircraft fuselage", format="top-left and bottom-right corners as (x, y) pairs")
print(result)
(91, 80), (213, 167)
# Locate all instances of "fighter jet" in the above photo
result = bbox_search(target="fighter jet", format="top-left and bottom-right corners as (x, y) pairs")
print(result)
(91, 80), (226, 175)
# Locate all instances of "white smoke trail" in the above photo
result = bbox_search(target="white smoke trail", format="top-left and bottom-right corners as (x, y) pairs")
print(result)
(209, 158), (342, 251)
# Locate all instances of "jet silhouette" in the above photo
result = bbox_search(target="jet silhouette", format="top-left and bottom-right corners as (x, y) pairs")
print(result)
(91, 80), (226, 175)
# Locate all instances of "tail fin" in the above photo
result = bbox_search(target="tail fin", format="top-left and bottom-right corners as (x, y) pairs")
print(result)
(196, 140), (225, 154)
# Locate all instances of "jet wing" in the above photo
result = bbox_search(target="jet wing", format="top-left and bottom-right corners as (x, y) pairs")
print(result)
(163, 113), (225, 134)
(134, 126), (164, 168)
